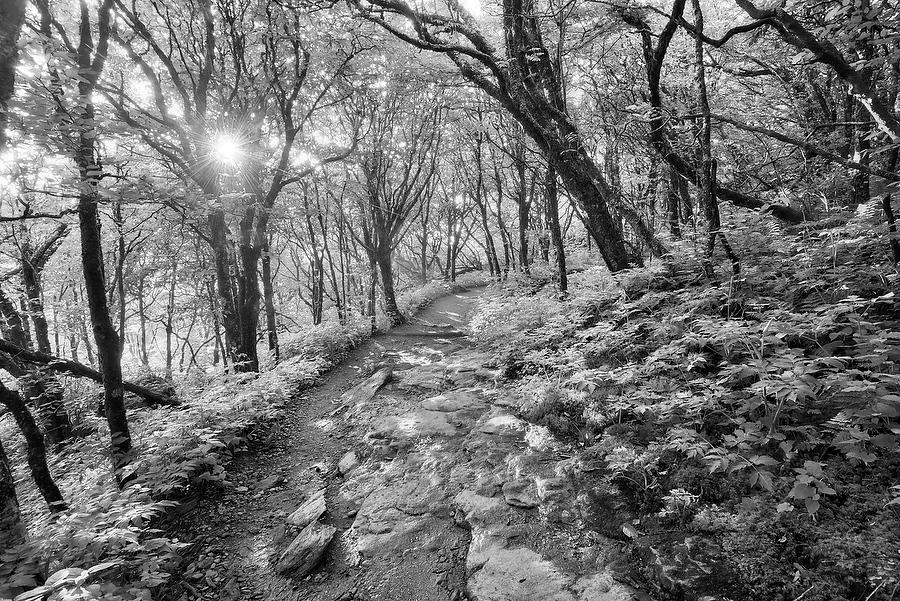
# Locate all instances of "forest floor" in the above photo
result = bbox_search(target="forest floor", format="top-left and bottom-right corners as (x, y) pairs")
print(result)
(160, 287), (641, 601)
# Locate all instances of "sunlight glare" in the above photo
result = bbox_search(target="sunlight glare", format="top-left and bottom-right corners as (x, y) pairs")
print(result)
(211, 133), (242, 165)
(459, 0), (481, 17)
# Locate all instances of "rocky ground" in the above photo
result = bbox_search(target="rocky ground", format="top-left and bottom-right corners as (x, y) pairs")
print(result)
(162, 288), (647, 601)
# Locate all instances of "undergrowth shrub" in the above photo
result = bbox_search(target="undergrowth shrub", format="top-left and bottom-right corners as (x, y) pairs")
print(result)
(469, 210), (900, 599)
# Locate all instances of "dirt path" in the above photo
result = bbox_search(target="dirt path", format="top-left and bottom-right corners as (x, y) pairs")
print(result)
(165, 289), (645, 601)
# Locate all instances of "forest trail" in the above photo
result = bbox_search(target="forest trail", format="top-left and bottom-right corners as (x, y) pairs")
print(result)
(164, 288), (641, 601)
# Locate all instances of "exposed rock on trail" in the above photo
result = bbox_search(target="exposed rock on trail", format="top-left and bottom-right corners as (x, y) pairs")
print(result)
(163, 289), (645, 601)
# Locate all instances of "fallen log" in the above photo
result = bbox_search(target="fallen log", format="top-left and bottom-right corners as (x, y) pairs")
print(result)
(0, 339), (179, 407)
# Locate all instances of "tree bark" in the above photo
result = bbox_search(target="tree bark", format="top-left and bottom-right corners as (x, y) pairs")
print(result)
(77, 144), (131, 472)
(261, 237), (279, 362)
(545, 165), (567, 292)
(883, 149), (900, 263)
(667, 165), (682, 238)
(0, 434), (25, 553)
(0, 383), (66, 512)
(376, 247), (404, 326)
(137, 274), (149, 367)
(164, 255), (178, 378)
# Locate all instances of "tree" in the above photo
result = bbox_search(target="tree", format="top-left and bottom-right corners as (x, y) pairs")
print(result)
(351, 84), (445, 325)
(32, 0), (133, 473)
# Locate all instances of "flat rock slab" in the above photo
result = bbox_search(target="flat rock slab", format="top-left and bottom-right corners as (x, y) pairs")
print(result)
(371, 410), (458, 440)
(468, 548), (635, 601)
(468, 548), (575, 601)
(350, 473), (449, 559)
(421, 390), (486, 412)
(395, 364), (448, 390)
(286, 489), (326, 528)
(274, 522), (337, 576)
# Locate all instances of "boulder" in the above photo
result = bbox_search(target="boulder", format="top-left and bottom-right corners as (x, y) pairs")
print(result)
(274, 522), (337, 576)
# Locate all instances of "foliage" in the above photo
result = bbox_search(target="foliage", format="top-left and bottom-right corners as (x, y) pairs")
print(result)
(470, 208), (900, 599)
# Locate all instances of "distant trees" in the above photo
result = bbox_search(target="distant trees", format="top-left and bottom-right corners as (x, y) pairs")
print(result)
(352, 0), (648, 271)
(351, 85), (445, 325)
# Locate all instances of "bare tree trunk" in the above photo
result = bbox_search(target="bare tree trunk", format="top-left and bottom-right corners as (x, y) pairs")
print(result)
(0, 383), (66, 512)
(209, 207), (243, 369)
(1, 285), (72, 445)
(137, 274), (149, 367)
(0, 435), (25, 552)
(883, 148), (900, 263)
(545, 165), (567, 292)
(76, 135), (131, 474)
(165, 255), (178, 379)
(691, 0), (739, 279)
(113, 200), (127, 354)
(376, 246), (404, 326)
(667, 165), (682, 238)
(261, 237), (279, 362)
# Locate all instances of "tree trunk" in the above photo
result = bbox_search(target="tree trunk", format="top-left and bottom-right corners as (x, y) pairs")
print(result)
(235, 211), (261, 372)
(0, 383), (66, 512)
(545, 165), (567, 292)
(113, 200), (127, 354)
(0, 435), (25, 553)
(137, 274), (149, 367)
(261, 237), (279, 362)
(77, 169), (131, 471)
(376, 247), (404, 326)
(165, 255), (178, 379)
(848, 103), (871, 208)
(75, 289), (95, 368)
(667, 165), (682, 238)
(0, 287), (72, 444)
(883, 148), (900, 263)
(692, 0), (739, 279)
(208, 208), (242, 368)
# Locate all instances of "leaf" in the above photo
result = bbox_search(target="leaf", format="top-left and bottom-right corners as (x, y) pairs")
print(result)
(86, 561), (120, 576)
(751, 454), (778, 466)
(790, 482), (816, 499)
(45, 568), (88, 588)
(804, 498), (820, 515)
(871, 434), (898, 450)
(751, 470), (774, 492)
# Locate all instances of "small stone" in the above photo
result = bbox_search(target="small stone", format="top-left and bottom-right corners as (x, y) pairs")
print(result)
(338, 451), (360, 475)
(256, 474), (285, 490)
